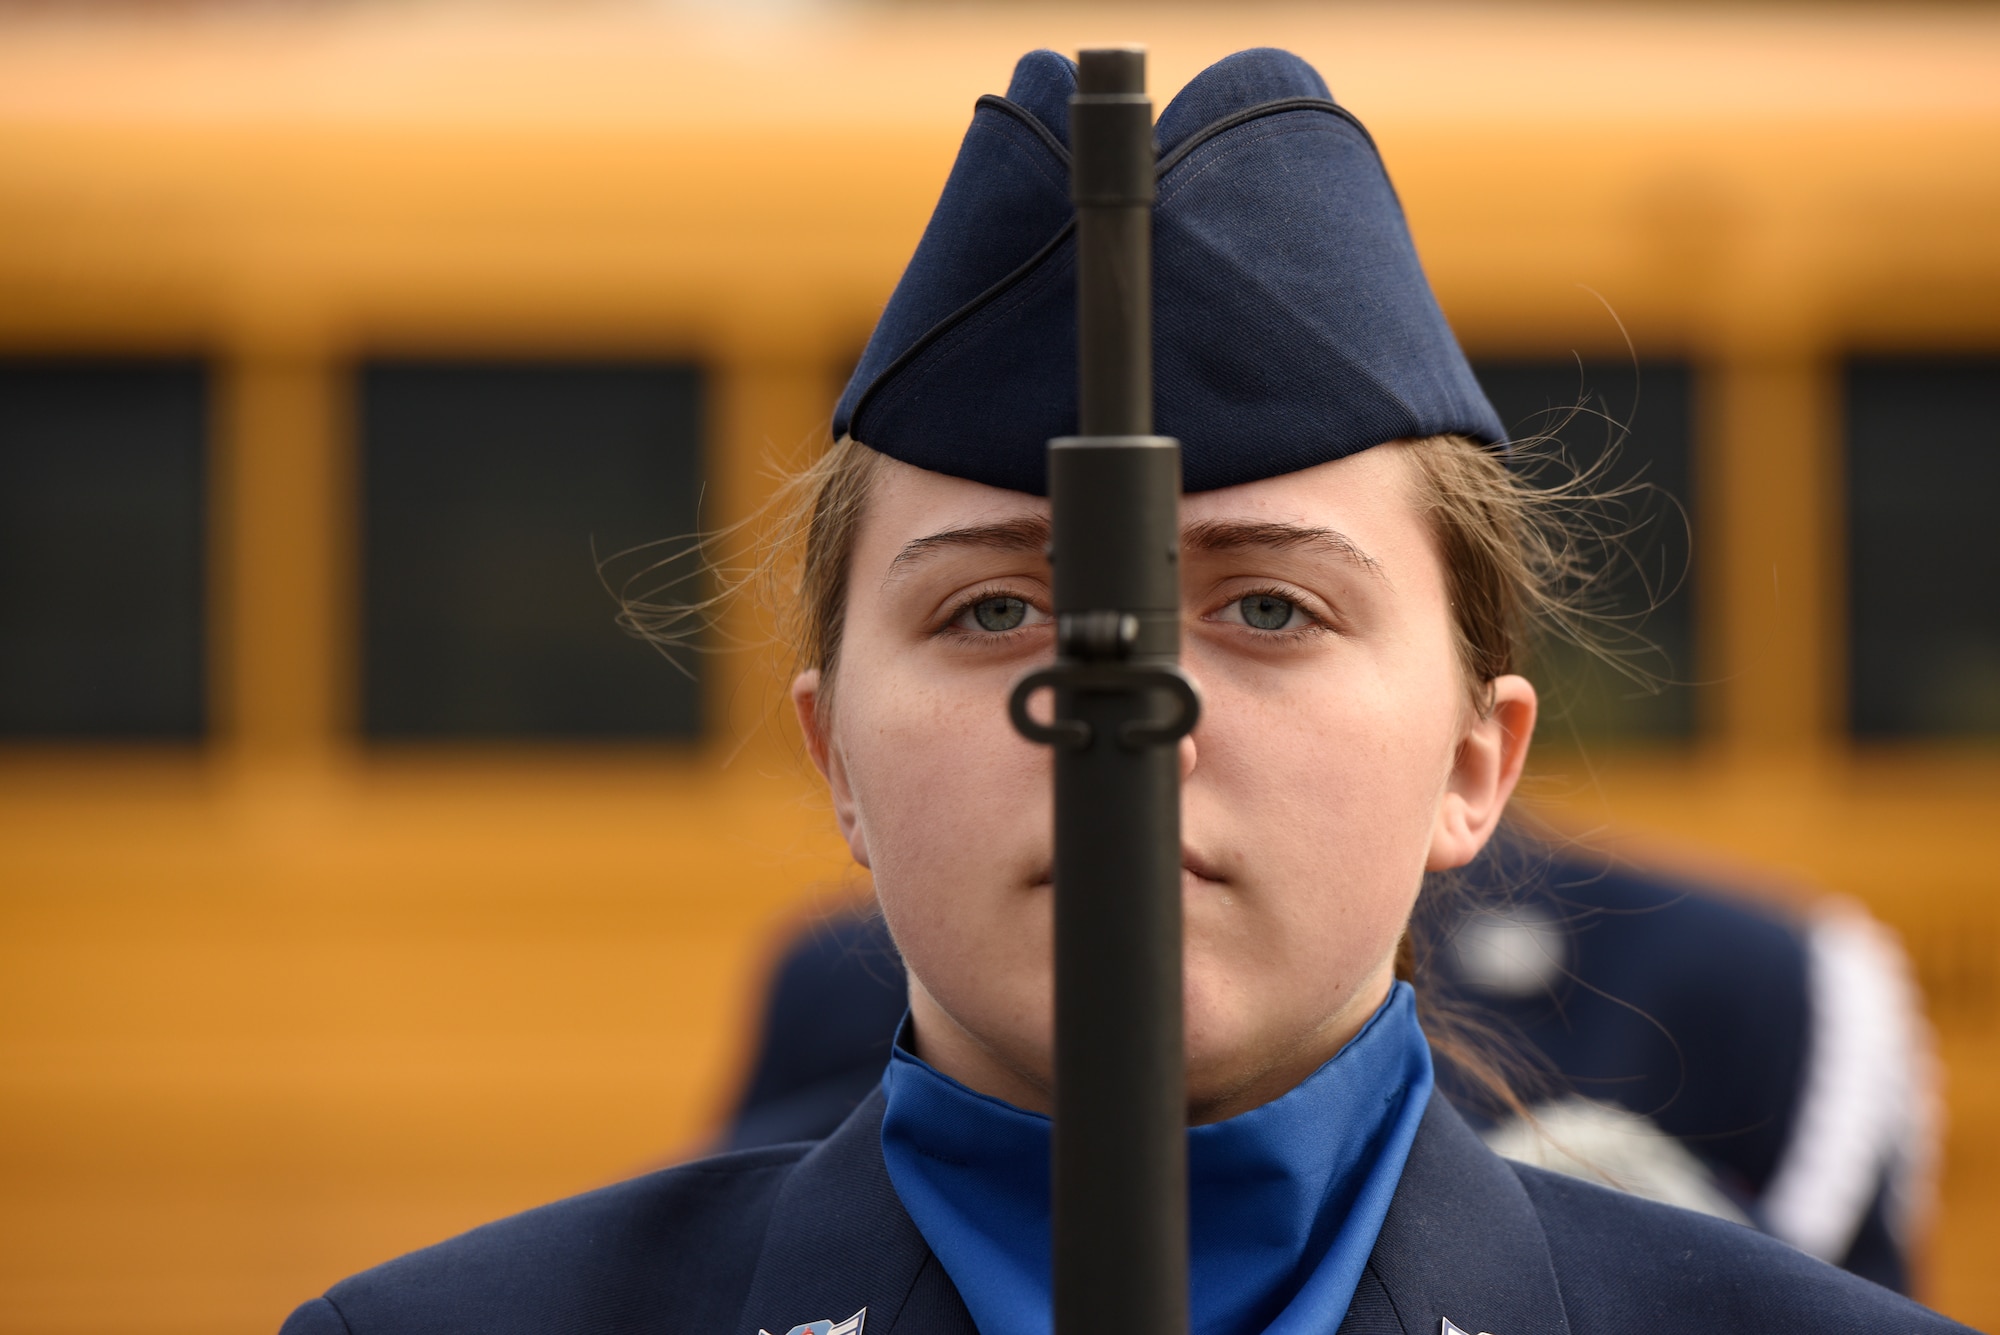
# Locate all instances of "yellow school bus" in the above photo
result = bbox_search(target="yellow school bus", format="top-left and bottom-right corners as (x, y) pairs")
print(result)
(0, 5), (1995, 1330)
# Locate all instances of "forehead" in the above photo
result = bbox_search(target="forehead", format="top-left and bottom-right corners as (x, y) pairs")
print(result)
(854, 447), (1425, 562)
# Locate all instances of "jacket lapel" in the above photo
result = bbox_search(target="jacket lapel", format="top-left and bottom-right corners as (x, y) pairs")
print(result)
(1339, 1096), (1572, 1335)
(737, 1089), (978, 1335)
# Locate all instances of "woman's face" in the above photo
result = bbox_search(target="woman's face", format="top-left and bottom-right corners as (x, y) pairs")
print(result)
(794, 444), (1535, 1122)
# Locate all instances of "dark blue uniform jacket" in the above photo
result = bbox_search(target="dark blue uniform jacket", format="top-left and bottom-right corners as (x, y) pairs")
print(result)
(280, 1088), (1968, 1335)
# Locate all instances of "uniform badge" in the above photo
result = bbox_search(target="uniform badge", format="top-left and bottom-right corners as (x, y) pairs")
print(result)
(1441, 1319), (1494, 1335)
(760, 1308), (865, 1335)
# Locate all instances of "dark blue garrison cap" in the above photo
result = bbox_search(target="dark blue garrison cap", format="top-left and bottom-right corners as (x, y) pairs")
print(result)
(833, 47), (1504, 495)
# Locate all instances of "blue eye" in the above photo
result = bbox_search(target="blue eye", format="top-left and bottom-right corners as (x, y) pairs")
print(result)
(972, 596), (1029, 632)
(1239, 593), (1296, 631)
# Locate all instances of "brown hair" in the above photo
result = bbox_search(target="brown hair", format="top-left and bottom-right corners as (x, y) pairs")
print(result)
(787, 436), (886, 719)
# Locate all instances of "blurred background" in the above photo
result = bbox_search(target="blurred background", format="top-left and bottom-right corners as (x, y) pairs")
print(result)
(0, 2), (1995, 1330)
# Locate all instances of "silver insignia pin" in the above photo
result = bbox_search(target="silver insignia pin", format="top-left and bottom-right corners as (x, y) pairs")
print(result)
(1441, 1320), (1496, 1335)
(760, 1308), (865, 1335)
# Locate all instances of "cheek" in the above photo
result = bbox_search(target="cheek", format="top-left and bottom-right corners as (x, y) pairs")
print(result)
(831, 644), (1054, 931)
(1200, 646), (1460, 841)
(841, 663), (1043, 851)
(1185, 640), (1464, 965)
(830, 643), (1061, 1067)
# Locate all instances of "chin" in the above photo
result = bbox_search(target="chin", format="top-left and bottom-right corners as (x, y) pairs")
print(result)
(1178, 955), (1394, 1120)
(1178, 986), (1271, 1106)
(1182, 1045), (1280, 1124)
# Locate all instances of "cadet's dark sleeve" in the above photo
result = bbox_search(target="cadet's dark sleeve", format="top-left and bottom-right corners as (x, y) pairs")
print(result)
(275, 1145), (806, 1335)
(279, 1298), (350, 1335)
(1516, 1167), (1972, 1333)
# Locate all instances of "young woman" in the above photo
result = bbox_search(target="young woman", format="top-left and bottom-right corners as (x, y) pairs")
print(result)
(281, 48), (1970, 1335)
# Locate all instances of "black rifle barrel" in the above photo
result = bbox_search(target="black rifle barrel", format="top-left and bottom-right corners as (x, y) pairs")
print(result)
(1012, 44), (1194, 1335)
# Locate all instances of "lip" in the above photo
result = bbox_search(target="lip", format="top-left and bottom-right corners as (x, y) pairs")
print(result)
(1180, 850), (1228, 884)
(1032, 849), (1228, 888)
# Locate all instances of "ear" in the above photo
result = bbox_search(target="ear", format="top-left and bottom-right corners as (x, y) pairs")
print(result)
(791, 669), (871, 869)
(1426, 673), (1537, 872)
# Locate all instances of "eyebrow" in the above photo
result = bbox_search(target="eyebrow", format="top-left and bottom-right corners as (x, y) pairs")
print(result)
(887, 516), (1052, 576)
(886, 514), (1383, 581)
(1182, 518), (1385, 579)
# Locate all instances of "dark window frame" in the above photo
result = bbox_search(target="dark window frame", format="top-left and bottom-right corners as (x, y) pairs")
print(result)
(358, 358), (707, 744)
(1845, 355), (2000, 741)
(0, 356), (209, 742)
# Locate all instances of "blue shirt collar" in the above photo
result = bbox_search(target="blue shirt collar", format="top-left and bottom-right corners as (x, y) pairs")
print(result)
(880, 981), (1433, 1335)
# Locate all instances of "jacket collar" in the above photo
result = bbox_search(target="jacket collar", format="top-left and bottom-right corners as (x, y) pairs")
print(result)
(738, 1089), (975, 1335)
(1340, 1096), (1573, 1335)
(739, 1087), (1569, 1335)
